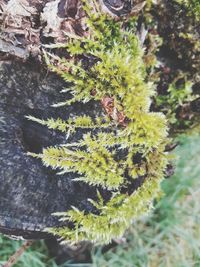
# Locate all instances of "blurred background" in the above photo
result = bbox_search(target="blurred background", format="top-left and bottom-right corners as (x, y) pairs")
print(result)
(0, 134), (200, 267)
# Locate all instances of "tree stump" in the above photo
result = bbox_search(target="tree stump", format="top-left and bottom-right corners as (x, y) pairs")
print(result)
(0, 0), (199, 241)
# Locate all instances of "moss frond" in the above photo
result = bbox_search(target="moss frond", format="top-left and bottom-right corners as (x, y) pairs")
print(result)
(38, 139), (124, 190)
(26, 115), (111, 134)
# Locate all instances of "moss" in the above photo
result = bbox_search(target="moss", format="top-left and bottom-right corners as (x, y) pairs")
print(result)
(150, 0), (200, 131)
(176, 0), (200, 21)
(155, 79), (198, 129)
(28, 0), (169, 244)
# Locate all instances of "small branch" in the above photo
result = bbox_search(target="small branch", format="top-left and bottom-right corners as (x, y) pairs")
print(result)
(2, 240), (34, 267)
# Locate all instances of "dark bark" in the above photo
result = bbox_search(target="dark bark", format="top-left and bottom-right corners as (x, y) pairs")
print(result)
(0, 59), (113, 239)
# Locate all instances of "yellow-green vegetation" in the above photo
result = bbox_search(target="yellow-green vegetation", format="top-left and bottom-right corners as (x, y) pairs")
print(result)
(0, 238), (58, 267)
(156, 79), (197, 128)
(27, 0), (168, 244)
(92, 135), (200, 267)
(1, 135), (200, 266)
(177, 0), (200, 21)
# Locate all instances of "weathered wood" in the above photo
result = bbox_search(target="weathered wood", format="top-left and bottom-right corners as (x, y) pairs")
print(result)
(0, 60), (112, 239)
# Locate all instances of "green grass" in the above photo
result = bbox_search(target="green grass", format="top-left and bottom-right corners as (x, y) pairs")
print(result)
(0, 239), (59, 267)
(0, 134), (200, 267)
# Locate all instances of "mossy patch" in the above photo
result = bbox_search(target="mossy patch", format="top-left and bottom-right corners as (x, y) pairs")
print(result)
(27, 0), (169, 244)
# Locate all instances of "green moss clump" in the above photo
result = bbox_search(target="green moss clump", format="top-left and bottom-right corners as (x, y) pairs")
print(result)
(155, 79), (198, 129)
(177, 0), (200, 21)
(28, 0), (168, 244)
(150, 1), (200, 131)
